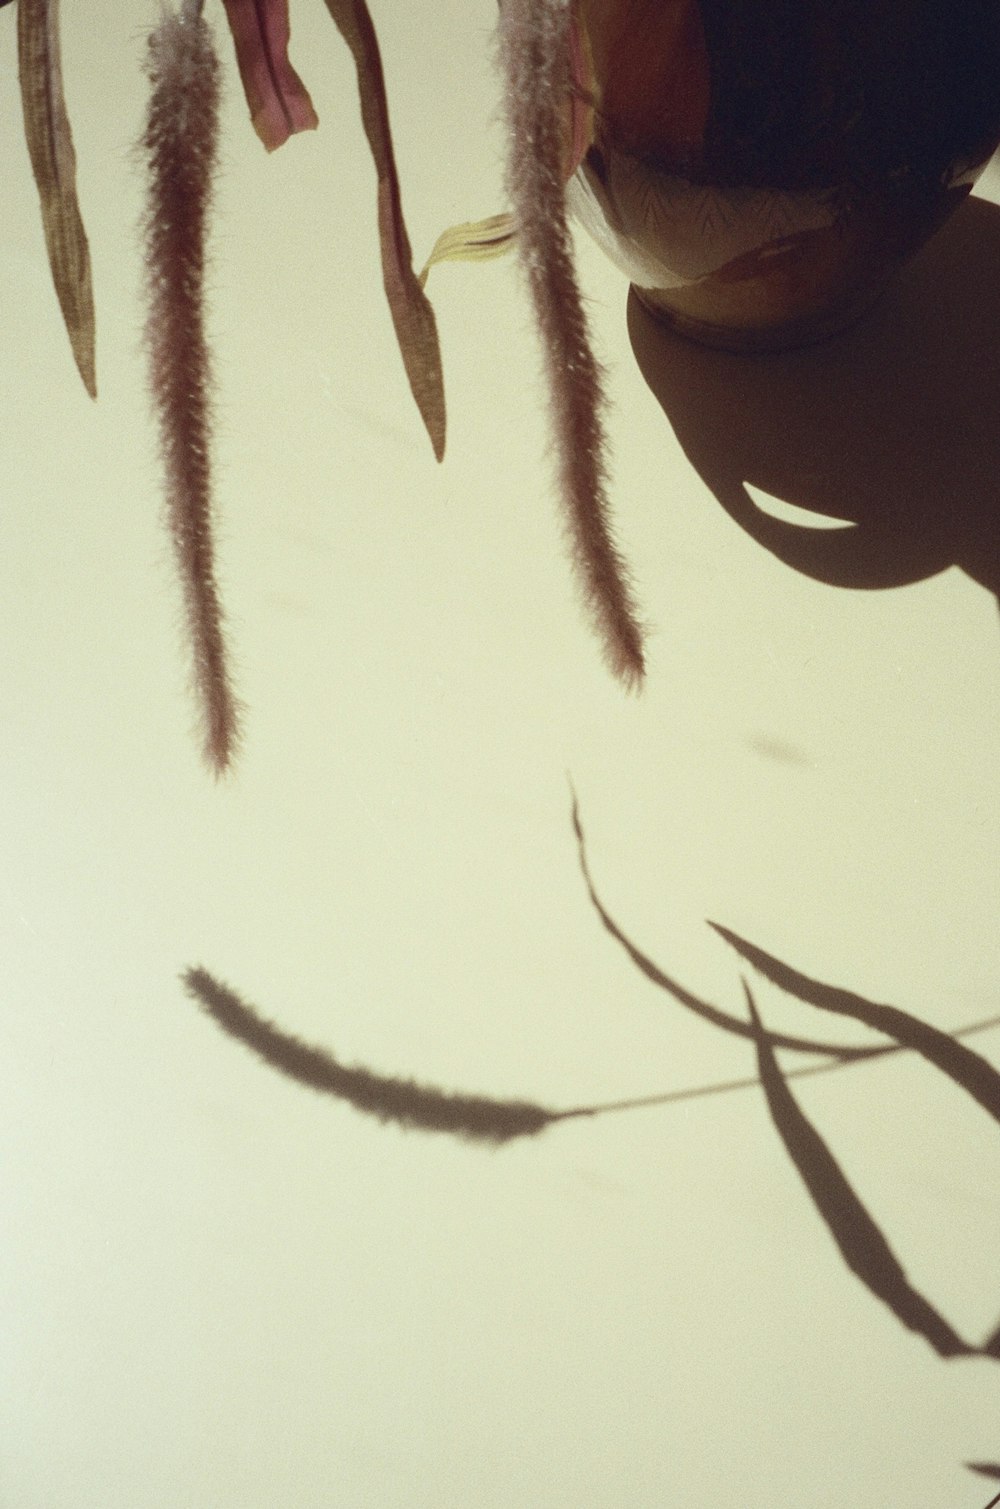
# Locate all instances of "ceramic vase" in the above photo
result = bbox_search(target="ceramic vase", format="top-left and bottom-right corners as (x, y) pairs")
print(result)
(566, 0), (1000, 349)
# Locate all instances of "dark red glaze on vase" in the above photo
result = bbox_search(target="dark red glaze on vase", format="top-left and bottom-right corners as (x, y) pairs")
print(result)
(568, 0), (1000, 348)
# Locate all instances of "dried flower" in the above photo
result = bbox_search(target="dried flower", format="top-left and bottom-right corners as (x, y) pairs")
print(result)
(219, 0), (318, 151)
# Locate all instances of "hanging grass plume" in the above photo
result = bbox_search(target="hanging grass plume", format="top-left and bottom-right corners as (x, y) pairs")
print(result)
(497, 0), (646, 687)
(141, 0), (241, 774)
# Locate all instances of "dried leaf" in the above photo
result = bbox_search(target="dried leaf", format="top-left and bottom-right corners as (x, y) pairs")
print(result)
(141, 2), (242, 773)
(184, 966), (555, 1144)
(712, 922), (1000, 1126)
(745, 981), (974, 1359)
(498, 0), (646, 687)
(321, 0), (446, 461)
(219, 0), (318, 151)
(17, 0), (96, 396)
(418, 212), (517, 289)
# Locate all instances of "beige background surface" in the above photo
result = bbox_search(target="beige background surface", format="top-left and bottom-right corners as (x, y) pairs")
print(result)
(1, 3), (999, 1505)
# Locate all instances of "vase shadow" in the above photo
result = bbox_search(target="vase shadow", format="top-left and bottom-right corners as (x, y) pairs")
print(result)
(627, 192), (1000, 601)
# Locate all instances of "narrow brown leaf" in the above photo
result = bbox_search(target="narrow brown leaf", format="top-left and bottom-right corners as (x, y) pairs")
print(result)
(745, 981), (974, 1359)
(141, 2), (242, 773)
(17, 0), (96, 396)
(184, 966), (555, 1144)
(498, 0), (646, 687)
(320, 0), (446, 460)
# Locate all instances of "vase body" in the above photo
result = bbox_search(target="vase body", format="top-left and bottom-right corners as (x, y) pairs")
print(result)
(567, 0), (1000, 349)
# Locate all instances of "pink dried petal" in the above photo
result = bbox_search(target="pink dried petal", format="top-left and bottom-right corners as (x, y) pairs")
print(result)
(220, 0), (318, 151)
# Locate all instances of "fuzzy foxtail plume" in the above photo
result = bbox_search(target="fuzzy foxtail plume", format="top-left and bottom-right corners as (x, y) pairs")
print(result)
(498, 0), (646, 687)
(141, 0), (241, 773)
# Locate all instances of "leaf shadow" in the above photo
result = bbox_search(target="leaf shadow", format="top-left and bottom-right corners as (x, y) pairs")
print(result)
(572, 797), (1000, 1360)
(710, 922), (1000, 1127)
(744, 979), (975, 1358)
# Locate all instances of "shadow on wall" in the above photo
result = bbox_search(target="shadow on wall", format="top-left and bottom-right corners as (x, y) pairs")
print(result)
(628, 191), (1000, 603)
(184, 793), (1000, 1368)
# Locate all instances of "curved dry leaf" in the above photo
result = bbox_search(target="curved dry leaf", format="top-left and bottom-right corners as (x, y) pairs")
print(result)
(321, 0), (446, 461)
(418, 212), (517, 288)
(745, 981), (974, 1360)
(17, 0), (96, 397)
(184, 966), (556, 1144)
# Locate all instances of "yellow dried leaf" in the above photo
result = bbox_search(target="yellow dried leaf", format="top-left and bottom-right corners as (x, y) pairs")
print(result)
(418, 212), (517, 288)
